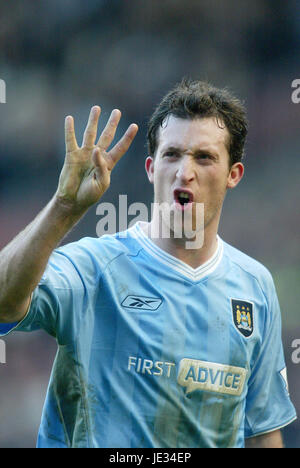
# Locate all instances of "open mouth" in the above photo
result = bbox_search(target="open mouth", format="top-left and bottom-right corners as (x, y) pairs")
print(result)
(174, 189), (194, 208)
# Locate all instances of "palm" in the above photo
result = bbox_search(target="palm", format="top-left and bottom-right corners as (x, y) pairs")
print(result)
(57, 106), (138, 210)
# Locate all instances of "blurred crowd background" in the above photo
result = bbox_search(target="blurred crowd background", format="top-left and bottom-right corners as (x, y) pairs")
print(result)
(0, 0), (299, 448)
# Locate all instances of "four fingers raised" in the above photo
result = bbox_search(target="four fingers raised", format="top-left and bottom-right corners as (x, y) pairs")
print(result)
(65, 106), (138, 167)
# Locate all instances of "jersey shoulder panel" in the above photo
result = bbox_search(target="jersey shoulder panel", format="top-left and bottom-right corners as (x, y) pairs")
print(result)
(222, 241), (275, 299)
(55, 232), (142, 275)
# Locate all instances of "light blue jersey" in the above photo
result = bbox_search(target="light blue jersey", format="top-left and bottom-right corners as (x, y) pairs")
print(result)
(0, 222), (296, 448)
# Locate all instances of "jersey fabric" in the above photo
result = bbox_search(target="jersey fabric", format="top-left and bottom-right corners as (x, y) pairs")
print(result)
(0, 222), (296, 448)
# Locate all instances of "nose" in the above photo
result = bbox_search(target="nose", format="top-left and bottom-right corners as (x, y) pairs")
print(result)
(176, 155), (195, 184)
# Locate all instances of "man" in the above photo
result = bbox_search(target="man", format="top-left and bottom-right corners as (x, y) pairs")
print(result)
(0, 79), (296, 448)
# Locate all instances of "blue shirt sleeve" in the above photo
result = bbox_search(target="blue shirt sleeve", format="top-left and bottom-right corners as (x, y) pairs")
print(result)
(0, 322), (18, 335)
(0, 238), (99, 344)
(244, 277), (297, 437)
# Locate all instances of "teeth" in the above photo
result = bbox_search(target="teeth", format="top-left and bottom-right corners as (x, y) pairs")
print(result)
(177, 191), (191, 206)
(179, 192), (189, 199)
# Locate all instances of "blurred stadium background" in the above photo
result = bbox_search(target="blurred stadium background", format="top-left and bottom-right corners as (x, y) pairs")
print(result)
(0, 0), (299, 448)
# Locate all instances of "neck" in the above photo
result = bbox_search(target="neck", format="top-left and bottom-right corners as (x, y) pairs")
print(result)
(141, 219), (219, 269)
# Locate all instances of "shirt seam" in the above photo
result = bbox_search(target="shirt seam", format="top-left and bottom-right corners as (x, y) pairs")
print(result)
(244, 414), (297, 439)
(223, 252), (271, 308)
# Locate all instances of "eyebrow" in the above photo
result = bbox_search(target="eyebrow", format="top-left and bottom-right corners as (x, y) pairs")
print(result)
(161, 145), (219, 159)
(161, 145), (185, 152)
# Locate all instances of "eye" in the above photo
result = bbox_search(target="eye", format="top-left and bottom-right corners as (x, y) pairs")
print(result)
(197, 153), (210, 159)
(196, 153), (214, 162)
(163, 151), (179, 158)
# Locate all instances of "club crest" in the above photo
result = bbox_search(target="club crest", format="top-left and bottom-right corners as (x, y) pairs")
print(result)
(231, 299), (254, 338)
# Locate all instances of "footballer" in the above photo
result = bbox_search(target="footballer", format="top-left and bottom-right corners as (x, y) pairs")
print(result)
(0, 79), (296, 448)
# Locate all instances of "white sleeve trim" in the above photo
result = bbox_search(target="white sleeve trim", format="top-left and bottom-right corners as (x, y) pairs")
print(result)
(245, 415), (297, 439)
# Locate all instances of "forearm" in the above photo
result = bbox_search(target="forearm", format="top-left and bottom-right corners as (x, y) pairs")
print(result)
(0, 196), (86, 322)
(245, 430), (284, 448)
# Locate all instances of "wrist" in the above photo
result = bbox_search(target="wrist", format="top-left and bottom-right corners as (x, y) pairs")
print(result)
(52, 193), (88, 220)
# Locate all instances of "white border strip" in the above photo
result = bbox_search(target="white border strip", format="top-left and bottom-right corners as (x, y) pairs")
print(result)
(130, 222), (223, 282)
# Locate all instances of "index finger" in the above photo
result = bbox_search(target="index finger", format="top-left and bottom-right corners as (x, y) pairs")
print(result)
(65, 116), (78, 153)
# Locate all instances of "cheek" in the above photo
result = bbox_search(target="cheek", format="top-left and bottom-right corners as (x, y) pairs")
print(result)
(200, 167), (228, 191)
(200, 170), (229, 206)
(154, 164), (173, 186)
(153, 171), (169, 200)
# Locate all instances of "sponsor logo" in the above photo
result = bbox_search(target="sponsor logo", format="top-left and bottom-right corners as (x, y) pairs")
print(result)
(231, 298), (254, 338)
(128, 356), (176, 377)
(177, 358), (247, 396)
(127, 355), (247, 396)
(122, 295), (162, 311)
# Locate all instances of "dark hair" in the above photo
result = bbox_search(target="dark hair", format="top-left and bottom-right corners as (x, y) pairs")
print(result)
(147, 78), (248, 166)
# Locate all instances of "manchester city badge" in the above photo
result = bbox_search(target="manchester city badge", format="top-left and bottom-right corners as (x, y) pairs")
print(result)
(231, 299), (254, 338)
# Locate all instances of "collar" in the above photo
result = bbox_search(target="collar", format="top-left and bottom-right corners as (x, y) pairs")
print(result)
(129, 221), (223, 282)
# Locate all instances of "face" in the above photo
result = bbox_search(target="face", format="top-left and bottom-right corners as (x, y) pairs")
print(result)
(145, 115), (244, 237)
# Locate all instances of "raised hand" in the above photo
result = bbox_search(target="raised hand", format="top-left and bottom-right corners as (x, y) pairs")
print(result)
(56, 106), (138, 212)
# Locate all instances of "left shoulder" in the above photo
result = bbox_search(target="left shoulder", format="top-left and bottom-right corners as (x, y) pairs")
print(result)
(222, 240), (275, 293)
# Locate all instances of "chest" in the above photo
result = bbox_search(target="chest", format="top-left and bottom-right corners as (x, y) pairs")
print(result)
(95, 262), (264, 379)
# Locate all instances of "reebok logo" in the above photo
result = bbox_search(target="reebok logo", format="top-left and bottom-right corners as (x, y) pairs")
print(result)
(122, 295), (162, 311)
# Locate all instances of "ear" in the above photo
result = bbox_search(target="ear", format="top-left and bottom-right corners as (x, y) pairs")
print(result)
(145, 156), (154, 184)
(227, 162), (244, 189)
